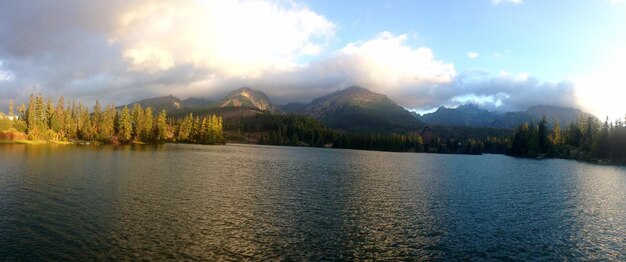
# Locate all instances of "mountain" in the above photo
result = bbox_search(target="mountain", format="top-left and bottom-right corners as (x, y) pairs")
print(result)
(420, 103), (596, 129)
(182, 97), (213, 108)
(218, 87), (282, 114)
(494, 105), (596, 129)
(120, 95), (183, 112)
(419, 104), (499, 127)
(301, 86), (424, 133)
(526, 105), (594, 125)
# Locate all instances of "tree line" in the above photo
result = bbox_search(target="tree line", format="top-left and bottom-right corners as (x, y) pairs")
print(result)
(3, 94), (623, 164)
(510, 116), (626, 163)
(0, 94), (224, 145)
(224, 114), (511, 154)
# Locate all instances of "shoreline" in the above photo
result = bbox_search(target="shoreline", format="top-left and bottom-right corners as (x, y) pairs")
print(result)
(3, 139), (623, 166)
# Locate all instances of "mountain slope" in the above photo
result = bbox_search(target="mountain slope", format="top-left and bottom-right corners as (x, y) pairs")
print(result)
(218, 87), (282, 114)
(120, 95), (183, 112)
(279, 103), (308, 114)
(302, 86), (424, 133)
(182, 97), (213, 108)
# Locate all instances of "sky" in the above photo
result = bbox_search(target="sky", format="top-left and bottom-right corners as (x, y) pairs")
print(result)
(0, 0), (625, 119)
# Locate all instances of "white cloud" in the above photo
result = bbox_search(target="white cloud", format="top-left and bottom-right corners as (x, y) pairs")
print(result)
(337, 31), (455, 86)
(491, 0), (524, 5)
(289, 31), (457, 106)
(112, 0), (336, 77)
(467, 52), (479, 59)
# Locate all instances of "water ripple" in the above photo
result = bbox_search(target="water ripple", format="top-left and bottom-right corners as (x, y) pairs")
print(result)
(0, 144), (625, 260)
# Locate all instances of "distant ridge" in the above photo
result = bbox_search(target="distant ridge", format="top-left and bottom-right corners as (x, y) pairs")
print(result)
(419, 104), (597, 128)
(119, 95), (183, 112)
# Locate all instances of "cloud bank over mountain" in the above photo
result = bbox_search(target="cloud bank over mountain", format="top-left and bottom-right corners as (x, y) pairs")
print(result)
(0, 0), (602, 115)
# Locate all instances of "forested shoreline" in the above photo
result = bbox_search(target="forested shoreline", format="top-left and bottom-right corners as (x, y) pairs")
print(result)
(510, 116), (626, 164)
(224, 114), (510, 154)
(0, 94), (224, 145)
(1, 94), (624, 165)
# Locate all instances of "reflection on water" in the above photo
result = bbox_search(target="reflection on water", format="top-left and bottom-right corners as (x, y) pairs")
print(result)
(0, 144), (625, 260)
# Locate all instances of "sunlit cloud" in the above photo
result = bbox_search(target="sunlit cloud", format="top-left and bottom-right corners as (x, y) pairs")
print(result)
(0, 0), (336, 105)
(113, 0), (336, 77)
(253, 31), (457, 106)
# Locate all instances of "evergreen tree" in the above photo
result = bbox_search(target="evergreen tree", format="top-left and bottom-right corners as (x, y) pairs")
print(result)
(27, 94), (37, 135)
(92, 100), (103, 135)
(99, 104), (116, 138)
(45, 98), (53, 129)
(155, 109), (168, 141)
(511, 123), (530, 155)
(593, 117), (611, 159)
(177, 114), (193, 142)
(118, 106), (133, 141)
(538, 116), (549, 154)
(142, 107), (154, 141)
(131, 103), (144, 139)
(551, 120), (561, 146)
(65, 101), (77, 139)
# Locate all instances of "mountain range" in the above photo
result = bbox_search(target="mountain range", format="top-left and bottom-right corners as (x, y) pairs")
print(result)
(418, 104), (596, 129)
(123, 86), (595, 133)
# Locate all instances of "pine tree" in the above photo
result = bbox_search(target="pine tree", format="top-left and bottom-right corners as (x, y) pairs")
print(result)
(100, 104), (116, 138)
(45, 97), (53, 130)
(551, 120), (561, 146)
(92, 100), (103, 135)
(27, 94), (36, 134)
(177, 114), (193, 142)
(142, 107), (154, 141)
(155, 109), (168, 141)
(131, 103), (143, 139)
(118, 106), (133, 141)
(537, 116), (549, 154)
(593, 117), (611, 159)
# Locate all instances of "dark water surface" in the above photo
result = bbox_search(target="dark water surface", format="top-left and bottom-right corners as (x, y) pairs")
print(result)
(1, 143), (625, 260)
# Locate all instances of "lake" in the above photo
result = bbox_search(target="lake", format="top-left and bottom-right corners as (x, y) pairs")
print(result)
(1, 143), (625, 260)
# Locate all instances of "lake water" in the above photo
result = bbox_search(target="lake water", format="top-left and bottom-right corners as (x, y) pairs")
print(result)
(1, 143), (625, 260)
